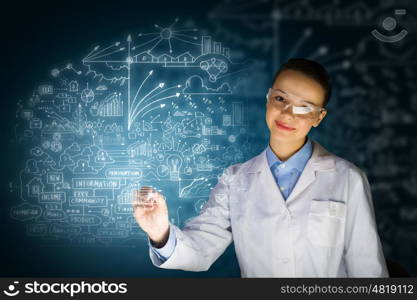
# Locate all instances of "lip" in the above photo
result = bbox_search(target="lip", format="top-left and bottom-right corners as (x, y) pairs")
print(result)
(275, 120), (295, 131)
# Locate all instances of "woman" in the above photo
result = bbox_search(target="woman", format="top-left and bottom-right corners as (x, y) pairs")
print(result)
(132, 58), (388, 277)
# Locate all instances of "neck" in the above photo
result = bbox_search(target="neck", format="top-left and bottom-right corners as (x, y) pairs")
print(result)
(269, 137), (307, 161)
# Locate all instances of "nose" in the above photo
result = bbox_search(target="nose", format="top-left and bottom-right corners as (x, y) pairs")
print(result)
(280, 103), (295, 118)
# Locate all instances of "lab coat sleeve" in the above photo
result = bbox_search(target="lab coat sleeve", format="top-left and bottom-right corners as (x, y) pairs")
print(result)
(344, 168), (389, 277)
(149, 170), (233, 271)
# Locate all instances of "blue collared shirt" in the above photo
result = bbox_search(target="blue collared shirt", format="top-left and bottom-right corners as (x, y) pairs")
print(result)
(266, 137), (313, 200)
(151, 138), (313, 262)
(148, 224), (176, 262)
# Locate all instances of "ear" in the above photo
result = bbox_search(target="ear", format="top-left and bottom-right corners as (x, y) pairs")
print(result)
(312, 110), (327, 127)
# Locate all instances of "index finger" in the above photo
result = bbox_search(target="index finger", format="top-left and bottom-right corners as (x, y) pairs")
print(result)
(132, 186), (163, 205)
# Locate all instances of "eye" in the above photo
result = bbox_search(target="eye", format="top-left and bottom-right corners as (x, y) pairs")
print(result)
(274, 96), (285, 102)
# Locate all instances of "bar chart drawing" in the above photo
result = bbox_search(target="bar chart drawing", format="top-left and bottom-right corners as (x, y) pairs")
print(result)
(232, 102), (244, 126)
(98, 93), (123, 117)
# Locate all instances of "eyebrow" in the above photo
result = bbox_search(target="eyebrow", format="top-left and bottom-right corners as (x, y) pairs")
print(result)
(275, 88), (317, 106)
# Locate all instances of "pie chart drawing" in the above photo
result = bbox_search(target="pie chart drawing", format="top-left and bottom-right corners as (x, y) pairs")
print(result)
(157, 164), (170, 177)
(81, 88), (95, 103)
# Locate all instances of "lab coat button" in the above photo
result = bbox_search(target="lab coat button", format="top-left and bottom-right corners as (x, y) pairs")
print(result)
(280, 186), (285, 191)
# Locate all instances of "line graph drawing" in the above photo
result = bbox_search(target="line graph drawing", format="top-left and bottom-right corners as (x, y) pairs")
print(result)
(127, 70), (181, 130)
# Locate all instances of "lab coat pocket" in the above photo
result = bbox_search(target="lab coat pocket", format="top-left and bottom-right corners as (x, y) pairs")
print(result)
(307, 199), (346, 247)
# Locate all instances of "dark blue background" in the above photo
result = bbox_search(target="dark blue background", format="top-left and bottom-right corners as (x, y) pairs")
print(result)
(1, 0), (416, 277)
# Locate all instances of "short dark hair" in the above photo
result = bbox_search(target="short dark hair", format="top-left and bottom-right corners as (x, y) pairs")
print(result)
(272, 58), (332, 107)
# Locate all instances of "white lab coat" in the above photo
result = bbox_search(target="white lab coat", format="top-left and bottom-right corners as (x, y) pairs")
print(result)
(149, 140), (389, 277)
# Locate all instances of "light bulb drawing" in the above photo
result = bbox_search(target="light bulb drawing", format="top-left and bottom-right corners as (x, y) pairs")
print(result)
(166, 154), (183, 181)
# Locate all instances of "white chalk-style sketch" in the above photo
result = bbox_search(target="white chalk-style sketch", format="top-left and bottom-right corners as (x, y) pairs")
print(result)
(11, 19), (252, 247)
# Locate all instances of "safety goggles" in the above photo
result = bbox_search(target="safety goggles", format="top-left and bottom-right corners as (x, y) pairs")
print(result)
(266, 88), (326, 120)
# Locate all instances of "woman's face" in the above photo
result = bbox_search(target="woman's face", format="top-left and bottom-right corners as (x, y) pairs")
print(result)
(266, 69), (327, 144)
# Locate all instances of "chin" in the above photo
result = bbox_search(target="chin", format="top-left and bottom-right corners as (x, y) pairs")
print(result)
(271, 131), (295, 142)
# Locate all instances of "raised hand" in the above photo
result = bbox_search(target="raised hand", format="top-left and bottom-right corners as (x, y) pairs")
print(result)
(132, 186), (170, 247)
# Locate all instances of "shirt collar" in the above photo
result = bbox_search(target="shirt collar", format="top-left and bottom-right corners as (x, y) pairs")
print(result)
(266, 137), (313, 172)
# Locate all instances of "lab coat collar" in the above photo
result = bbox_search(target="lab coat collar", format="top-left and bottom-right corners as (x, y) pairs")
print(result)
(245, 139), (335, 174)
(245, 140), (335, 206)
